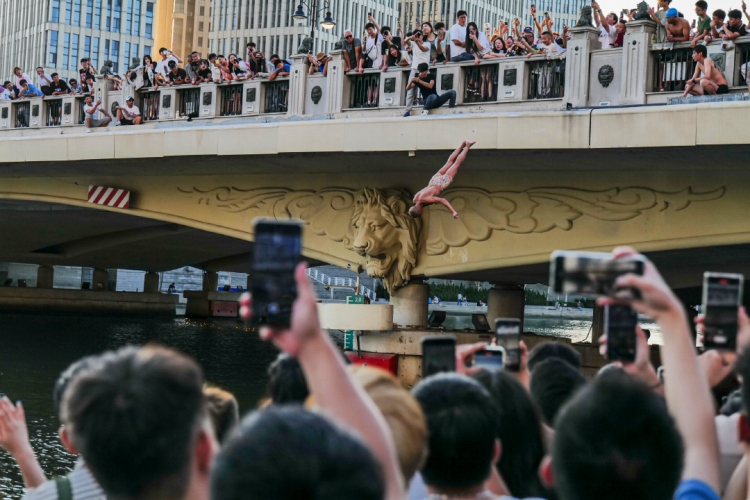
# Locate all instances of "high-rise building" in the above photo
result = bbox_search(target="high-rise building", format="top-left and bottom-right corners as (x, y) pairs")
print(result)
(154, 0), (213, 60)
(524, 0), (586, 32)
(209, 0), (400, 60)
(0, 0), (155, 82)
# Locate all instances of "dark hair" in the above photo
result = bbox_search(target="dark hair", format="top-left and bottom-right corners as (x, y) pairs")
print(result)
(51, 72), (59, 78)
(528, 341), (582, 372)
(421, 21), (433, 32)
(713, 9), (726, 19)
(472, 370), (553, 498)
(204, 386), (240, 444)
(412, 373), (499, 489)
(466, 22), (480, 53)
(246, 42), (256, 48)
(19, 79), (27, 85)
(387, 45), (402, 66)
(729, 8), (742, 18)
(417, 62), (429, 72)
(208, 53), (217, 60)
(53, 354), (100, 419)
(435, 21), (446, 30)
(80, 57), (90, 63)
(530, 357), (586, 426)
(168, 60), (177, 68)
(542, 30), (552, 37)
(69, 78), (77, 83)
(62, 346), (206, 499)
(365, 22), (375, 30)
(492, 37), (507, 53)
(553, 371), (683, 500)
(381, 25), (392, 35)
(456, 9), (467, 17)
(267, 353), (309, 405)
(142, 54), (152, 66)
(693, 44), (708, 57)
(2, 81), (10, 86)
(159, 47), (168, 54)
(695, 0), (707, 9)
(211, 406), (384, 500)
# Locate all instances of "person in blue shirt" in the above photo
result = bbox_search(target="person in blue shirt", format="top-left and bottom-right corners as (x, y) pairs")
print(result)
(268, 60), (290, 81)
(18, 79), (43, 97)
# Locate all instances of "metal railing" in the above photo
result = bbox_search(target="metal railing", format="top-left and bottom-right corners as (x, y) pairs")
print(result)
(738, 42), (750, 86)
(141, 91), (160, 121)
(265, 80), (289, 113)
(349, 73), (380, 108)
(14, 101), (30, 128)
(220, 85), (243, 116)
(77, 97), (86, 124)
(464, 65), (499, 103)
(179, 88), (200, 118)
(45, 99), (63, 126)
(653, 47), (695, 92)
(527, 59), (566, 99)
(305, 268), (377, 301)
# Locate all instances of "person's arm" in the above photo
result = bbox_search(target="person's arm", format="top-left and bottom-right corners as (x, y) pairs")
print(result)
(414, 38), (429, 52)
(723, 454), (747, 500)
(416, 76), (435, 89)
(704, 59), (714, 80)
(170, 51), (183, 64)
(0, 398), (47, 488)
(239, 265), (405, 500)
(368, 14), (381, 34)
(649, 7), (664, 27)
(533, 14), (543, 35)
(712, 22), (722, 37)
(343, 50), (352, 71)
(725, 26), (742, 39)
(269, 68), (279, 81)
(605, 247), (721, 493)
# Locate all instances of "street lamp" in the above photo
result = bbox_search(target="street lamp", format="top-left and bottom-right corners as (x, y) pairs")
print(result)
(292, 0), (336, 52)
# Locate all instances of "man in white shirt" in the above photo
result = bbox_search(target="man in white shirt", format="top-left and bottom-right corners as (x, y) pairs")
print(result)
(35, 67), (54, 96)
(404, 30), (431, 116)
(114, 96), (142, 125)
(154, 47), (183, 77)
(592, 0), (617, 49)
(450, 10), (470, 61)
(0, 81), (13, 100)
(358, 16), (384, 73)
(82, 95), (112, 131)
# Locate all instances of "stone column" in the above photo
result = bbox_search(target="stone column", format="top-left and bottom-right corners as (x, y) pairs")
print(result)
(37, 265), (54, 289)
(487, 285), (525, 331)
(591, 304), (605, 345)
(390, 282), (429, 329)
(92, 268), (109, 291)
(143, 272), (160, 293)
(563, 26), (601, 108)
(288, 54), (309, 116)
(202, 271), (219, 292)
(619, 20), (657, 105)
(325, 50), (346, 114)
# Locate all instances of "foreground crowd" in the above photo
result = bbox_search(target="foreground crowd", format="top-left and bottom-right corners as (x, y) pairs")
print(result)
(0, 246), (747, 500)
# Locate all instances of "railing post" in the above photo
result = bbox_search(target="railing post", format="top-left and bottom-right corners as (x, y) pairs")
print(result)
(0, 101), (10, 129)
(563, 26), (601, 108)
(379, 68), (404, 108)
(242, 80), (262, 115)
(199, 83), (219, 118)
(619, 19), (657, 105)
(326, 50), (346, 114)
(61, 95), (77, 126)
(159, 87), (177, 120)
(288, 53), (309, 116)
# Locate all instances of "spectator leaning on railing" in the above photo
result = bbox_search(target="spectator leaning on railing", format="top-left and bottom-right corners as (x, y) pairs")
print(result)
(450, 10), (470, 62)
(18, 80), (43, 98)
(35, 67), (53, 96)
(342, 30), (362, 72)
(49, 73), (70, 96)
(1, 81), (14, 100)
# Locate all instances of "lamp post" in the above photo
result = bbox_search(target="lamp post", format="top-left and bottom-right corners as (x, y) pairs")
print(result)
(292, 0), (336, 52)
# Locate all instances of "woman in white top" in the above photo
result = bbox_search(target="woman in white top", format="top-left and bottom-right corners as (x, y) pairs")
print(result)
(483, 37), (508, 59)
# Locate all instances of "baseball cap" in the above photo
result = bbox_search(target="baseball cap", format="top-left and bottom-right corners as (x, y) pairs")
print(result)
(523, 26), (534, 33)
(665, 8), (678, 18)
(126, 96), (134, 101)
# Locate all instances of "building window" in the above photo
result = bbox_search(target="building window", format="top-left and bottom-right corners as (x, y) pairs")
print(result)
(51, 0), (60, 22)
(111, 40), (120, 72)
(65, 0), (72, 23)
(106, 0), (111, 30)
(125, 0), (132, 33)
(113, 0), (121, 31)
(124, 42), (130, 71)
(94, 0), (101, 29)
(199, 21), (203, 30)
(145, 2), (153, 38)
(86, 0), (93, 26)
(84, 35), (91, 58)
(71, 34), (80, 72)
(144, 45), (151, 55)
(174, 0), (184, 13)
(74, 0), (81, 24)
(92, 37), (100, 68)
(134, 0), (141, 35)
(62, 32), (70, 70)
(49, 30), (59, 66)
(199, 5), (204, 15)
(198, 36), (203, 46)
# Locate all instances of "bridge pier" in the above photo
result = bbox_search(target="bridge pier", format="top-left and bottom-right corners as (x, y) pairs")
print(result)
(390, 282), (429, 329)
(37, 265), (54, 289)
(92, 268), (108, 291)
(202, 271), (218, 292)
(143, 272), (159, 293)
(487, 285), (525, 330)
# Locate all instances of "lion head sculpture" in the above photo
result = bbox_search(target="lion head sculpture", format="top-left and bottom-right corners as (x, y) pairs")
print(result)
(349, 188), (422, 293)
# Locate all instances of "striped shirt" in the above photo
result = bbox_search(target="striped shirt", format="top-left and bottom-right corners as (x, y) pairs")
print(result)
(22, 460), (106, 500)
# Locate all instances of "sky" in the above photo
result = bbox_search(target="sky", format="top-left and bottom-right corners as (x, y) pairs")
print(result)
(596, 0), (742, 23)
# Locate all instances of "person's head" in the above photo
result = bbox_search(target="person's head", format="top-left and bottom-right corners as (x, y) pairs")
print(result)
(692, 43), (708, 61)
(142, 54), (152, 66)
(492, 37), (506, 53)
(456, 9), (467, 25)
(344, 29), (354, 42)
(388, 45), (400, 58)
(365, 22), (377, 37)
(615, 20), (627, 34)
(421, 21), (433, 35)
(84, 94), (93, 104)
(728, 8), (743, 26)
(191, 51), (200, 62)
(435, 21), (445, 32)
(36, 66), (44, 75)
(665, 7), (679, 23)
(168, 60), (178, 72)
(203, 385), (239, 445)
(712, 8), (726, 23)
(69, 78), (78, 87)
(246, 41), (256, 53)
(412, 373), (500, 490)
(199, 60), (209, 71)
(3, 81), (11, 90)
(19, 79), (28, 88)
(61, 346), (212, 500)
(409, 204), (423, 218)
(541, 31), (553, 44)
(159, 47), (169, 58)
(351, 366), (427, 483)
(606, 12), (618, 25)
(530, 357), (586, 426)
(51, 72), (60, 82)
(276, 61), (286, 70)
(208, 53), (217, 62)
(270, 54), (281, 64)
(125, 96), (135, 107)
(506, 36), (515, 47)
(228, 53), (237, 63)
(13, 67), (22, 76)
(210, 406), (384, 500)
(472, 369), (551, 498)
(695, 0), (708, 16)
(467, 21), (479, 37)
(266, 353), (309, 405)
(659, 0), (672, 8)
(86, 76), (95, 86)
(549, 371), (683, 500)
(528, 341), (582, 372)
(523, 29), (535, 43)
(81, 58), (90, 68)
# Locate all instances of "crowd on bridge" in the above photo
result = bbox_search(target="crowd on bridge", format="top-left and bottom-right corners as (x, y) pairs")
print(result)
(0, 247), (747, 500)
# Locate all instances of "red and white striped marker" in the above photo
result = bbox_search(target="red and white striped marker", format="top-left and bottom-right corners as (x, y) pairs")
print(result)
(87, 185), (130, 209)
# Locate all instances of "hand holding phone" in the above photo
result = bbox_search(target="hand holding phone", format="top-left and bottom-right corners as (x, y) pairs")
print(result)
(605, 304), (637, 362)
(422, 335), (456, 378)
(474, 346), (505, 371)
(702, 272), (744, 350)
(495, 318), (521, 371)
(550, 250), (646, 299)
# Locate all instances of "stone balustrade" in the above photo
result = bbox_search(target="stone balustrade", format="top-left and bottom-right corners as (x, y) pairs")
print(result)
(1, 20), (749, 133)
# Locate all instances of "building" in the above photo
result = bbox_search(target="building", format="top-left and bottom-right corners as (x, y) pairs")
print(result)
(154, 0), (213, 60)
(209, 0), (400, 60)
(0, 0), (155, 82)
(524, 0), (586, 32)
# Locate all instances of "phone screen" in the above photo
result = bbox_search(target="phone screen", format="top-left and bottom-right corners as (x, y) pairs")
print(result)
(550, 251), (645, 299)
(703, 273), (743, 350)
(422, 336), (456, 378)
(474, 346), (505, 370)
(251, 220), (303, 329)
(605, 304), (637, 362)
(495, 318), (521, 371)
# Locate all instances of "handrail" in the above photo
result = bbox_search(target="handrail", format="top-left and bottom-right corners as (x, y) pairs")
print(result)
(305, 268), (377, 301)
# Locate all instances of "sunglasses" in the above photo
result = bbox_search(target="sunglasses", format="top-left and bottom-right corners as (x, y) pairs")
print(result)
(345, 35), (353, 39)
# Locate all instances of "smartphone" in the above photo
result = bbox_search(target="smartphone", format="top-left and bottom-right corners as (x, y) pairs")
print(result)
(549, 250), (646, 299)
(702, 272), (744, 350)
(738, 413), (750, 443)
(605, 304), (638, 362)
(250, 219), (303, 329)
(495, 318), (521, 371)
(421, 335), (456, 378)
(474, 346), (505, 371)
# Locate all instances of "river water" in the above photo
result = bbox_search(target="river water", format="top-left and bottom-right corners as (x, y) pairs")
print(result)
(0, 311), (657, 498)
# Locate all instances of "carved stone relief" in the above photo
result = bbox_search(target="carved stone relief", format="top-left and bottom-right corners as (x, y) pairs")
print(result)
(384, 78), (396, 94)
(246, 88), (256, 103)
(311, 85), (323, 104)
(503, 69), (517, 86)
(441, 74), (454, 91)
(203, 92), (212, 105)
(598, 65), (614, 88)
(710, 53), (726, 71)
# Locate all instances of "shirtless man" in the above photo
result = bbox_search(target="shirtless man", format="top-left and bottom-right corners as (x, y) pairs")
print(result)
(665, 8), (691, 41)
(409, 140), (475, 219)
(683, 44), (729, 96)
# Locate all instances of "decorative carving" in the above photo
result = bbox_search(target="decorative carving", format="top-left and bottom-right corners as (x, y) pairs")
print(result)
(178, 187), (421, 292)
(110, 101), (119, 115)
(384, 78), (396, 94)
(441, 74), (454, 91)
(634, 1), (651, 20)
(424, 186), (725, 255)
(32, 104), (39, 117)
(598, 65), (614, 88)
(246, 88), (256, 102)
(334, 37), (345, 50)
(99, 60), (114, 76)
(297, 36), (313, 54)
(576, 5), (594, 27)
(311, 85), (323, 104)
(162, 94), (171, 108)
(64, 102), (72, 115)
(503, 69), (517, 86)
(203, 92), (212, 105)
(710, 52), (726, 71)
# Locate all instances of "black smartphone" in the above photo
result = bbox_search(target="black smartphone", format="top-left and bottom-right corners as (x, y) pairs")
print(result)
(250, 219), (303, 329)
(702, 272), (744, 350)
(421, 335), (456, 378)
(495, 318), (521, 371)
(474, 346), (505, 371)
(605, 304), (637, 362)
(549, 250), (646, 299)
